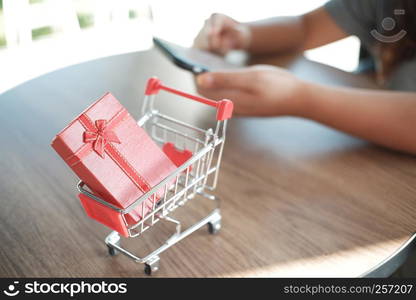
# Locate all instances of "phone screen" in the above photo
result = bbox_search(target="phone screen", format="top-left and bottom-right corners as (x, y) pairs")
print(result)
(153, 37), (237, 74)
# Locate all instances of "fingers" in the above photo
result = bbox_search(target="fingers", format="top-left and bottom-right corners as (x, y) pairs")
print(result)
(195, 69), (259, 116)
(197, 86), (257, 116)
(193, 20), (209, 50)
(196, 69), (257, 91)
(197, 86), (240, 101)
(196, 86), (248, 114)
(208, 14), (224, 50)
(195, 13), (237, 54)
(219, 38), (235, 54)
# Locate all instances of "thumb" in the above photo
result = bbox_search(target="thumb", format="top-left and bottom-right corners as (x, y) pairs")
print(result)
(196, 70), (253, 90)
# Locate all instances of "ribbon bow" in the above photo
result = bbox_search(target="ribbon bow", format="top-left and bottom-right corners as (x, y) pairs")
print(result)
(83, 119), (121, 158)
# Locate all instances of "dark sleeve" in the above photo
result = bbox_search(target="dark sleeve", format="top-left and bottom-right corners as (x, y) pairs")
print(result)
(324, 0), (379, 49)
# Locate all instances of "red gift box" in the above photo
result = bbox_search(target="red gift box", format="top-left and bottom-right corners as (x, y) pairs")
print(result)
(78, 192), (132, 237)
(77, 191), (155, 237)
(162, 142), (193, 168)
(52, 93), (177, 234)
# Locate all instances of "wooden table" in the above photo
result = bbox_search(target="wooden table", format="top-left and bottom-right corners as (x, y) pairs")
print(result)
(0, 49), (415, 277)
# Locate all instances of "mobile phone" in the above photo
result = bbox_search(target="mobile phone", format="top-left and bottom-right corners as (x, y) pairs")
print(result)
(153, 37), (210, 74)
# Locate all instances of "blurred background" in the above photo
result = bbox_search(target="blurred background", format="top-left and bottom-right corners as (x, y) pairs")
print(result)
(0, 0), (359, 93)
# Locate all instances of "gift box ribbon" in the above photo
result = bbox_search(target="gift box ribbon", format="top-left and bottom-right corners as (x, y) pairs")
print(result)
(65, 108), (151, 194)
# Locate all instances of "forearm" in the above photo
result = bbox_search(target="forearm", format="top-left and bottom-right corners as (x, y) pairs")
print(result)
(245, 7), (347, 55)
(246, 16), (305, 55)
(298, 82), (416, 154)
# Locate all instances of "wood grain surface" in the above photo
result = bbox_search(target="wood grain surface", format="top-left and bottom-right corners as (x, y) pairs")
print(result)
(0, 49), (415, 277)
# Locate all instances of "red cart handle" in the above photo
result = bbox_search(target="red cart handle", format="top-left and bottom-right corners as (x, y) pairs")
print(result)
(145, 77), (233, 121)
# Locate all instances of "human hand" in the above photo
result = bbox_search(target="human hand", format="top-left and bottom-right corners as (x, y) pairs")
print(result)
(196, 65), (306, 116)
(193, 13), (251, 55)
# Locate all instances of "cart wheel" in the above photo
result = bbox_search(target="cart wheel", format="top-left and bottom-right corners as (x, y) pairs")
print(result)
(208, 220), (221, 234)
(107, 245), (118, 256)
(144, 256), (160, 275)
(144, 264), (152, 275)
(107, 240), (121, 256)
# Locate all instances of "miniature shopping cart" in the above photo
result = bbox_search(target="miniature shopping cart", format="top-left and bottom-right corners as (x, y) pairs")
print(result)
(77, 77), (233, 275)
